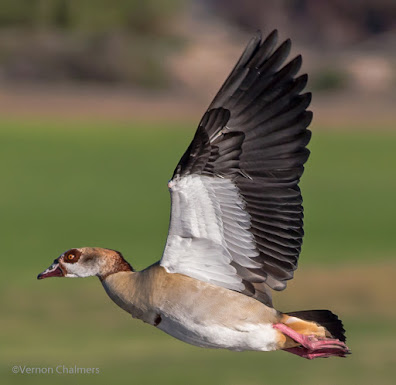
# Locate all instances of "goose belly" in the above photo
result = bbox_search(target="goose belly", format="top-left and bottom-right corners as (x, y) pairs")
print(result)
(157, 313), (279, 352)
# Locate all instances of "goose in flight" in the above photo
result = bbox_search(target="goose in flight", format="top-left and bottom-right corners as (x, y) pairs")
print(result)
(38, 30), (350, 359)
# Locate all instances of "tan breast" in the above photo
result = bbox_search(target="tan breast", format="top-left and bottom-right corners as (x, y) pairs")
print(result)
(102, 263), (280, 329)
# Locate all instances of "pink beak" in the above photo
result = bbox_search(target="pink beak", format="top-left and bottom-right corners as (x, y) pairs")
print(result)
(37, 261), (64, 279)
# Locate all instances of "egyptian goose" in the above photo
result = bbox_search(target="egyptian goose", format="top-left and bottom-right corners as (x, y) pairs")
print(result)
(38, 30), (350, 359)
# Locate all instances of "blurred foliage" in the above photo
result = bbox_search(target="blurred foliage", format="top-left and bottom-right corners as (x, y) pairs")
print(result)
(0, 0), (185, 87)
(209, 0), (396, 45)
(310, 68), (348, 92)
(0, 0), (182, 34)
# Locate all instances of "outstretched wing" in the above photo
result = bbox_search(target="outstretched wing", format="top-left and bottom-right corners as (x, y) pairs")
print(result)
(160, 30), (312, 307)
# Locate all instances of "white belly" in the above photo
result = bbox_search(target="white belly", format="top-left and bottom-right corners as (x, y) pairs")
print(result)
(157, 313), (279, 352)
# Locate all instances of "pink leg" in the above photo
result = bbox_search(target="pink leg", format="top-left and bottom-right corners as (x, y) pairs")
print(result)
(273, 323), (350, 359)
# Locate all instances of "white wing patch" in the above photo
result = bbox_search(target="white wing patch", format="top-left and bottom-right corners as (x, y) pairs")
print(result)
(161, 175), (261, 291)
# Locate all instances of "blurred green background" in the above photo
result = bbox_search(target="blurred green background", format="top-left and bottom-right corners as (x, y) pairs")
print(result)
(1, 1), (396, 385)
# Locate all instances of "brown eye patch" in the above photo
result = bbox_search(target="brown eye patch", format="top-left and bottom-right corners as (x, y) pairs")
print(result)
(63, 249), (81, 264)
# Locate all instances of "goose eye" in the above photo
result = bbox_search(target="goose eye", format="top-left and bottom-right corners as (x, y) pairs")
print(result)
(67, 254), (75, 261)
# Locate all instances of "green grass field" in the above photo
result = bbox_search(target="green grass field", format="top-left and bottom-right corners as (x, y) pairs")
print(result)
(1, 119), (395, 385)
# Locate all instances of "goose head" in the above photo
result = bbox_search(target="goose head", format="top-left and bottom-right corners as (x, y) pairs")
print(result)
(37, 247), (132, 281)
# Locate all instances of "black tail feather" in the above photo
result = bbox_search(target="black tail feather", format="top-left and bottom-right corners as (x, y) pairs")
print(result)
(286, 310), (347, 342)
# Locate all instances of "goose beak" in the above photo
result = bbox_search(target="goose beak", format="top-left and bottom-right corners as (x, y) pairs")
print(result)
(37, 262), (64, 279)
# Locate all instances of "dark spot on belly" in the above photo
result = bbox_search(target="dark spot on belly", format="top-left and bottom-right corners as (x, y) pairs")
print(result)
(154, 314), (162, 326)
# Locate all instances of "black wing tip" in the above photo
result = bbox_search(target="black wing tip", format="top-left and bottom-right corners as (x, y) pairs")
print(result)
(293, 54), (303, 68)
(304, 92), (312, 104)
(247, 31), (262, 51)
(298, 73), (308, 83)
(278, 38), (292, 54)
(298, 92), (312, 109)
(266, 29), (279, 41)
(305, 110), (314, 124)
(253, 29), (278, 39)
(253, 29), (263, 41)
(265, 30), (279, 51)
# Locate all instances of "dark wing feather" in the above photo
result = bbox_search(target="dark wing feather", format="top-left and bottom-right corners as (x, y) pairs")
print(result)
(171, 30), (312, 303)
